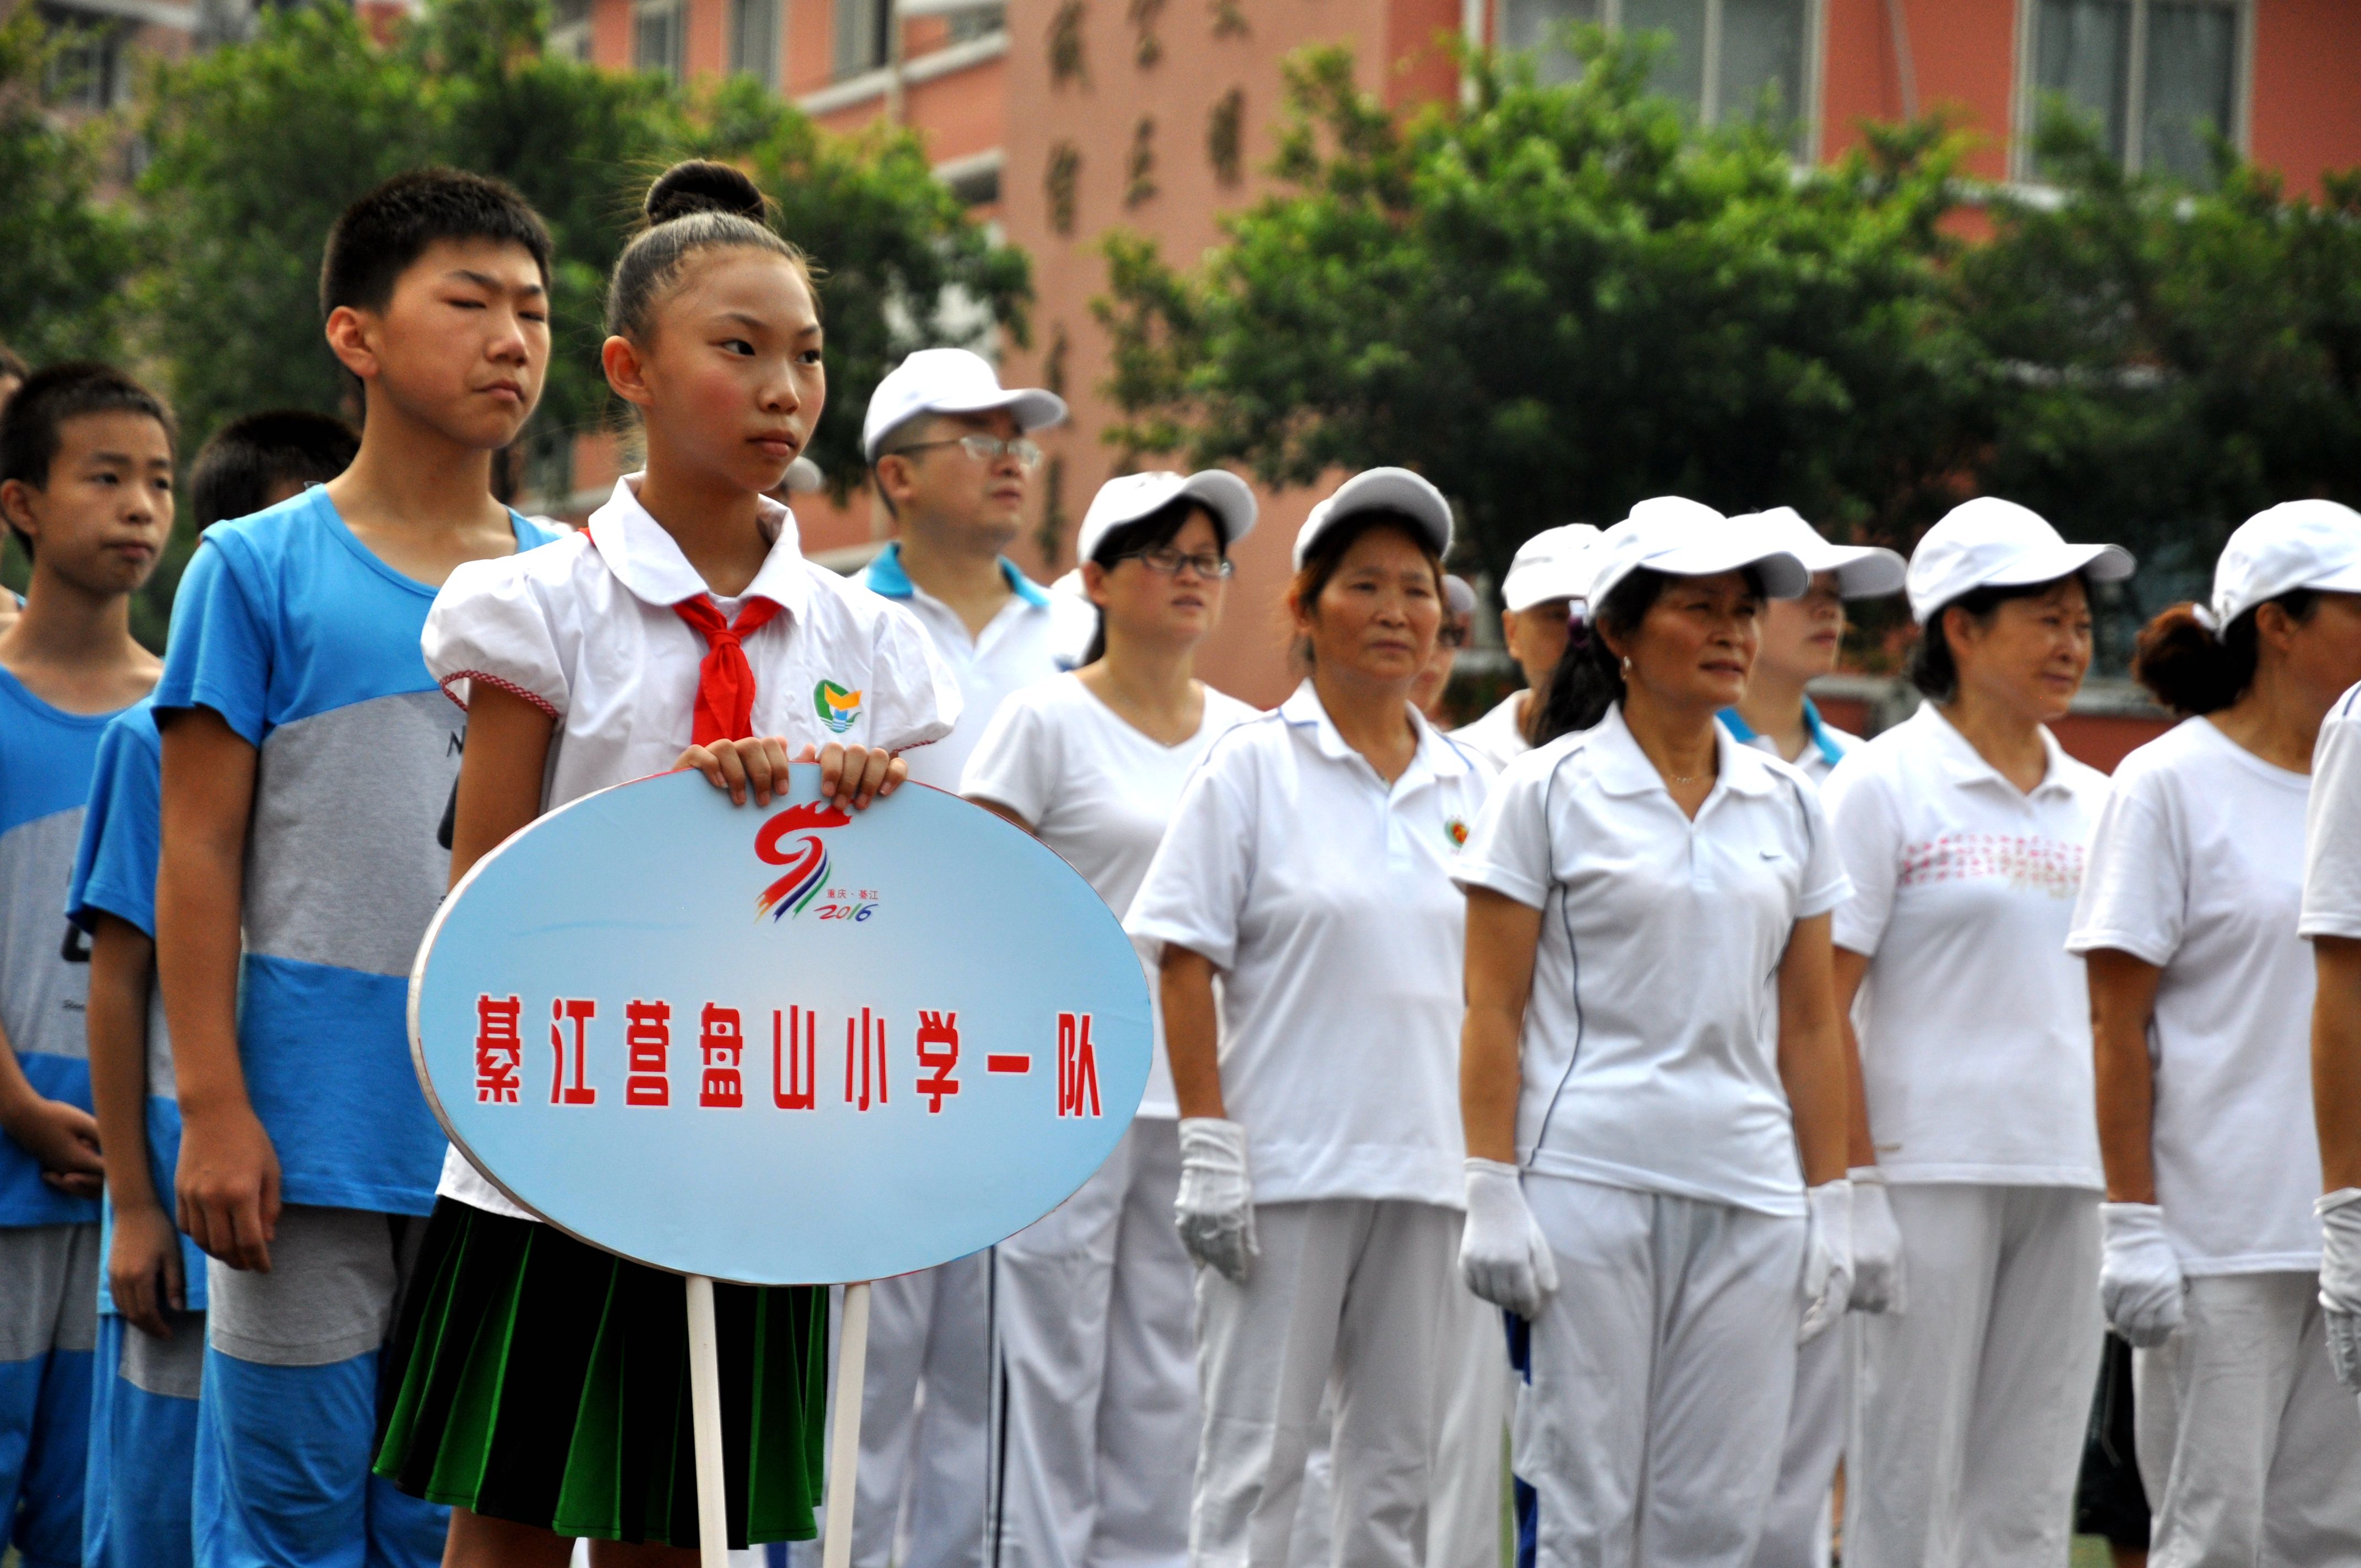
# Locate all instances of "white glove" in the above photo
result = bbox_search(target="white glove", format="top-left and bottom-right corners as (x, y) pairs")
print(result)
(1848, 1167), (1905, 1316)
(1459, 1159), (1559, 1318)
(2099, 1202), (2184, 1348)
(1799, 1180), (1854, 1344)
(2317, 1188), (2361, 1389)
(1176, 1118), (1257, 1284)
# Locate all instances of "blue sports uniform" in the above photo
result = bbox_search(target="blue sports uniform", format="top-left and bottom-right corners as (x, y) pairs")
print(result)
(0, 664), (129, 1568)
(68, 699), (213, 1567)
(154, 488), (553, 1568)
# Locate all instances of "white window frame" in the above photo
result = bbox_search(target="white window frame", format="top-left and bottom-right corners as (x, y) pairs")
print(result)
(548, 0), (593, 62)
(1494, 0), (1826, 160)
(729, 0), (782, 87)
(633, 0), (686, 79)
(2012, 0), (2253, 181)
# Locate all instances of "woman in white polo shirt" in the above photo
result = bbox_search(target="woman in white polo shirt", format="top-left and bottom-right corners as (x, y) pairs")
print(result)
(2068, 501), (2361, 1562)
(1826, 496), (2135, 1568)
(962, 469), (1262, 1568)
(1125, 467), (1484, 1568)
(1454, 499), (1854, 1568)
(1712, 507), (1907, 1568)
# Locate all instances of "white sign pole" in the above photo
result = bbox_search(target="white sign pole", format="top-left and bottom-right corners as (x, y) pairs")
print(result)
(686, 1275), (730, 1568)
(822, 1281), (874, 1568)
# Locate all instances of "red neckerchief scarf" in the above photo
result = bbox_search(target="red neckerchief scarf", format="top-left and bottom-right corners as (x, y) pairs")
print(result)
(580, 523), (781, 744)
(672, 592), (782, 745)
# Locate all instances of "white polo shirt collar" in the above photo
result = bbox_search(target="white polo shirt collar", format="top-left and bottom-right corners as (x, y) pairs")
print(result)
(1912, 700), (2077, 798)
(1276, 679), (1475, 797)
(585, 476), (813, 624)
(864, 540), (1052, 615)
(1585, 701), (1778, 805)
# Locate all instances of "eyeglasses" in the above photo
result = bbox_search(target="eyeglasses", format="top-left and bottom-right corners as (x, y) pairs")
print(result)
(886, 434), (1045, 471)
(1120, 547), (1235, 579)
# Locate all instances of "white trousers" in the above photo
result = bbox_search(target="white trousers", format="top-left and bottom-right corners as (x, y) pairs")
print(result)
(2134, 1271), (2361, 1568)
(1285, 1276), (1509, 1568)
(1746, 1318), (1846, 1568)
(1845, 1184), (2101, 1568)
(1514, 1177), (1804, 1568)
(848, 1252), (994, 1568)
(1191, 1199), (1460, 1568)
(991, 1118), (1200, 1568)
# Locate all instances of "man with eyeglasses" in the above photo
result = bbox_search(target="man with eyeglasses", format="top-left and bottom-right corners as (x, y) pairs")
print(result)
(838, 347), (1071, 1568)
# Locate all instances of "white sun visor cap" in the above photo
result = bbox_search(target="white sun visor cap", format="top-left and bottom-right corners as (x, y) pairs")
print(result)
(1905, 497), (2136, 624)
(1075, 469), (1258, 565)
(2201, 499), (2361, 631)
(1444, 574), (1478, 620)
(1729, 507), (1906, 598)
(1500, 523), (1605, 612)
(862, 347), (1069, 461)
(1291, 467), (1454, 569)
(1584, 496), (1811, 608)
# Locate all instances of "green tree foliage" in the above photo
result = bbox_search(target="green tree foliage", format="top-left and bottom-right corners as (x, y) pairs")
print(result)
(131, 0), (1026, 489)
(1962, 115), (2361, 609)
(0, 9), (137, 368)
(1097, 34), (1989, 582)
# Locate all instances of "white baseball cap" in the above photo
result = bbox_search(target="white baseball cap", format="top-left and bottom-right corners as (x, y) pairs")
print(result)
(1444, 574), (1478, 620)
(2200, 499), (2361, 631)
(1729, 507), (1906, 598)
(862, 348), (1068, 461)
(1500, 524), (1604, 612)
(1075, 469), (1258, 565)
(1292, 467), (1454, 568)
(1906, 497), (2134, 624)
(1584, 496), (1811, 608)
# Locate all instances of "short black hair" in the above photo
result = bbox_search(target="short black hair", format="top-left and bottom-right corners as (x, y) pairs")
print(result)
(0, 362), (177, 552)
(320, 167), (553, 319)
(190, 410), (360, 529)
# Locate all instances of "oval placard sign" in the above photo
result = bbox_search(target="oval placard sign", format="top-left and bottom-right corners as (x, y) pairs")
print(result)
(408, 765), (1150, 1286)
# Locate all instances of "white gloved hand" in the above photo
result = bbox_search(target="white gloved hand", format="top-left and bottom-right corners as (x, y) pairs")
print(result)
(1176, 1118), (1257, 1284)
(1848, 1167), (1905, 1316)
(2100, 1202), (2184, 1348)
(1459, 1159), (1559, 1318)
(1799, 1180), (1854, 1344)
(2316, 1189), (2361, 1389)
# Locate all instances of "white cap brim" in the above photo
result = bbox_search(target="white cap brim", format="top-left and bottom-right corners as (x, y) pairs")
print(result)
(1590, 531), (1813, 609)
(1815, 544), (1908, 598)
(1293, 468), (1452, 568)
(865, 386), (1069, 459)
(1075, 469), (1257, 565)
(1911, 539), (2136, 623)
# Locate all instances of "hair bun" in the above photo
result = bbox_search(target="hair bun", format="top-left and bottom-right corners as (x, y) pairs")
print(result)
(645, 160), (766, 225)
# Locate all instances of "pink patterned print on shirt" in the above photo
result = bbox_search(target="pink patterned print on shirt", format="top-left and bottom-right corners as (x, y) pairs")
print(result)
(1896, 832), (2086, 899)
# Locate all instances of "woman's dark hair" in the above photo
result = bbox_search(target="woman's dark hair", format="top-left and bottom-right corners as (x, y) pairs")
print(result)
(2131, 592), (2320, 717)
(1906, 574), (2090, 701)
(606, 161), (818, 340)
(1530, 565), (1772, 744)
(1079, 496), (1228, 666)
(1284, 508), (1445, 671)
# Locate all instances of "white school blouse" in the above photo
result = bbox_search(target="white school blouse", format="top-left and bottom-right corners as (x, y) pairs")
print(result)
(2068, 718), (2321, 1273)
(960, 674), (1262, 1118)
(1454, 705), (1851, 1217)
(421, 477), (960, 1218)
(1823, 703), (2109, 1189)
(1125, 682), (1487, 1208)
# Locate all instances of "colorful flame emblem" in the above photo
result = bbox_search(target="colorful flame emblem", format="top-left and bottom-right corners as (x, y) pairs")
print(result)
(814, 679), (863, 734)
(755, 801), (852, 922)
(1445, 817), (1469, 848)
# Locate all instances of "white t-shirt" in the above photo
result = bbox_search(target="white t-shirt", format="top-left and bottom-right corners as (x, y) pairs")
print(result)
(960, 674), (1261, 1118)
(1824, 703), (2109, 1189)
(861, 542), (1096, 792)
(1450, 690), (1530, 777)
(2067, 718), (2320, 1272)
(1454, 705), (1851, 1216)
(422, 477), (960, 1219)
(1125, 682), (1488, 1208)
(2303, 682), (2361, 941)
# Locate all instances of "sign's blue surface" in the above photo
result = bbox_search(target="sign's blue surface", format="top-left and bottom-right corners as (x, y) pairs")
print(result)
(408, 765), (1150, 1284)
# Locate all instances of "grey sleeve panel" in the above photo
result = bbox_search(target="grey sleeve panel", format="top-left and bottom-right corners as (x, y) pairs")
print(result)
(0, 810), (95, 1063)
(243, 690), (466, 979)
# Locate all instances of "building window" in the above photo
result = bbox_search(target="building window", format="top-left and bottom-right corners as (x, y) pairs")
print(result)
(634, 0), (685, 79)
(948, 4), (1005, 45)
(41, 8), (128, 111)
(549, 0), (594, 61)
(2026, 0), (2243, 183)
(730, 0), (781, 86)
(1498, 0), (1815, 149)
(834, 0), (889, 77)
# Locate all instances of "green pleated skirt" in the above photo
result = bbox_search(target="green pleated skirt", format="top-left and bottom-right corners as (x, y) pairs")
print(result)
(373, 1197), (828, 1549)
